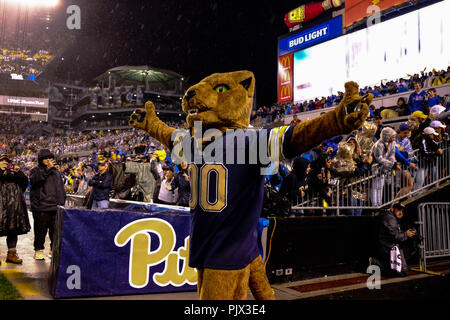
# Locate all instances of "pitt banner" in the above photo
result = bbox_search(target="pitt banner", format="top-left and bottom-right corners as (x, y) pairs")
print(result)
(49, 206), (196, 298)
(278, 54), (293, 103)
(345, 0), (410, 27)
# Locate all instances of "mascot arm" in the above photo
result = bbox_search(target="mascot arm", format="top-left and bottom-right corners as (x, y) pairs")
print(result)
(288, 81), (372, 156)
(128, 101), (176, 150)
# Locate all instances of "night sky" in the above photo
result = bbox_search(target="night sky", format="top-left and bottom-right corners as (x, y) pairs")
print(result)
(46, 0), (313, 107)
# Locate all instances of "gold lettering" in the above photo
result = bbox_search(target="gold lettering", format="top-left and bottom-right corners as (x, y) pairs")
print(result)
(153, 237), (197, 286)
(115, 218), (175, 288)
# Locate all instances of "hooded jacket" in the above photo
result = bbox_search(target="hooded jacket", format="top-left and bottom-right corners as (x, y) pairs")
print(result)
(371, 127), (397, 174)
(279, 157), (310, 205)
(374, 209), (409, 275)
(29, 149), (66, 212)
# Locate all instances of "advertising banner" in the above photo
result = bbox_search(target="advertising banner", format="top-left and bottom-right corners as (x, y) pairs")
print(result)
(344, 0), (410, 27)
(278, 54), (294, 103)
(278, 15), (342, 57)
(49, 207), (196, 298)
(0, 95), (49, 108)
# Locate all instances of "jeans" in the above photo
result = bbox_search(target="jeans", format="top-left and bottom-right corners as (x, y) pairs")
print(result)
(371, 176), (385, 207)
(92, 200), (109, 209)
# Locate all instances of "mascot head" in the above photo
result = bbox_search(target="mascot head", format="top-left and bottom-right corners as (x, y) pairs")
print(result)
(181, 70), (255, 131)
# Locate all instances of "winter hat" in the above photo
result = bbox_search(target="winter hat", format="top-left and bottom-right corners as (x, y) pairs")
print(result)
(292, 157), (310, 181)
(38, 149), (54, 165)
(380, 127), (397, 142)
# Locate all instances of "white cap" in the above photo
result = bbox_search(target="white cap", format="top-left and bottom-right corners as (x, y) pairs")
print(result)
(430, 120), (445, 129)
(423, 127), (439, 136)
(430, 105), (446, 115)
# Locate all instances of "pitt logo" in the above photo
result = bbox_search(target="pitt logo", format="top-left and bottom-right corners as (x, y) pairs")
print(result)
(114, 218), (197, 289)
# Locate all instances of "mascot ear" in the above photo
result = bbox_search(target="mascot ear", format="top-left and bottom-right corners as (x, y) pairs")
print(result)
(231, 70), (255, 98)
(240, 77), (252, 91)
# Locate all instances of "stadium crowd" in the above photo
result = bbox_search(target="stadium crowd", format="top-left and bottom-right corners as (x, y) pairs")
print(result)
(252, 66), (450, 125)
(0, 46), (52, 78)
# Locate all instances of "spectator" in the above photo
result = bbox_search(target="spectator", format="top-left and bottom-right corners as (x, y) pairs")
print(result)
(371, 203), (416, 277)
(407, 82), (427, 114)
(279, 157), (311, 215)
(341, 136), (373, 215)
(356, 121), (377, 159)
(169, 161), (190, 207)
(424, 88), (441, 109)
(409, 110), (431, 149)
(347, 135), (372, 177)
(394, 97), (409, 117)
(416, 127), (443, 190)
(0, 154), (30, 264)
(30, 149), (66, 260)
(394, 124), (417, 197)
(430, 121), (446, 142)
(396, 123), (416, 163)
(322, 135), (343, 159)
(309, 154), (334, 216)
(156, 166), (177, 205)
(290, 114), (301, 126)
(125, 155), (159, 202)
(371, 127), (400, 207)
(373, 115), (384, 141)
(88, 158), (113, 209)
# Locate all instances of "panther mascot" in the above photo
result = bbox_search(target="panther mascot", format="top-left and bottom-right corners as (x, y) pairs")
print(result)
(129, 70), (371, 300)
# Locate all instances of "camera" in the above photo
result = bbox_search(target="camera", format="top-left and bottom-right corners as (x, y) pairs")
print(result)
(6, 163), (14, 170)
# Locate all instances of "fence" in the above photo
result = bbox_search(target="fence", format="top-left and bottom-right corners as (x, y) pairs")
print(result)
(416, 203), (450, 273)
(292, 140), (450, 214)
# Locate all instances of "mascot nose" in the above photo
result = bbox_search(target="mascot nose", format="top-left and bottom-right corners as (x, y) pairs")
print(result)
(185, 90), (196, 101)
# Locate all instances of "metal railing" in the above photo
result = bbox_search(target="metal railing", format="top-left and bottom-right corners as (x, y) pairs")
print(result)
(416, 203), (450, 273)
(292, 141), (450, 214)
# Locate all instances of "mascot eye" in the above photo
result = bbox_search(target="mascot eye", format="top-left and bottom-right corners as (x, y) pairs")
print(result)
(214, 84), (230, 93)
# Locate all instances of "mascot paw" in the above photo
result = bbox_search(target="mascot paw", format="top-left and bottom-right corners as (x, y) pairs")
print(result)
(335, 82), (372, 133)
(129, 101), (157, 131)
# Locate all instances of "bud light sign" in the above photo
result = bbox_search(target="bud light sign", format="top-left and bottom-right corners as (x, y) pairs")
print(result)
(278, 15), (343, 56)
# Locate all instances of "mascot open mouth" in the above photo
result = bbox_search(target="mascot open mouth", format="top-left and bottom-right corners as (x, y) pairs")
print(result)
(187, 105), (211, 116)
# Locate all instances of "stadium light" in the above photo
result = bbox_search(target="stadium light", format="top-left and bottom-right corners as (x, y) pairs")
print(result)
(7, 0), (59, 7)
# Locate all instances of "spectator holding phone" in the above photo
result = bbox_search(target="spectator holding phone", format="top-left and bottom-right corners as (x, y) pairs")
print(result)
(0, 154), (30, 264)
(370, 203), (416, 277)
(30, 149), (66, 260)
(88, 157), (113, 209)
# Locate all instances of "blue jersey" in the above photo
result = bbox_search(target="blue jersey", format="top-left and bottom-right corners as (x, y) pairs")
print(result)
(408, 91), (426, 113)
(427, 96), (441, 107)
(172, 126), (296, 269)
